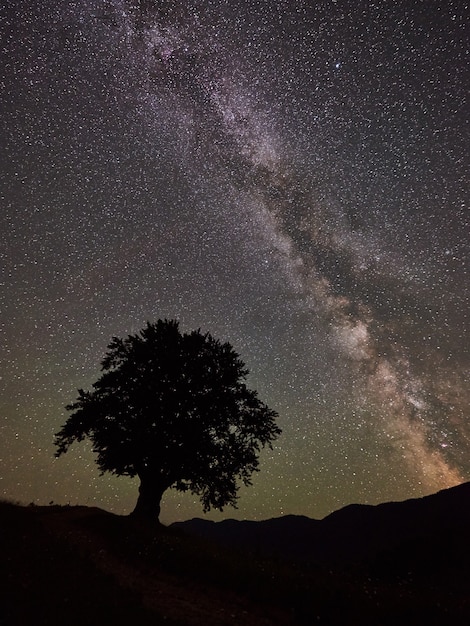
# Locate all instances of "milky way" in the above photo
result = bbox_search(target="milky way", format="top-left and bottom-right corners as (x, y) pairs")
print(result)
(1, 0), (468, 523)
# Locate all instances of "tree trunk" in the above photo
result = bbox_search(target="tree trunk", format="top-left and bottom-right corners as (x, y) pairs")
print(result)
(131, 474), (166, 523)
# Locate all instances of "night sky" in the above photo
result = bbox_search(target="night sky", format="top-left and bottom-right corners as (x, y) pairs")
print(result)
(1, 0), (468, 524)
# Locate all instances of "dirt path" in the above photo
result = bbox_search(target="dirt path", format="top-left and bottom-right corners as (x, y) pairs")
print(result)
(37, 506), (292, 626)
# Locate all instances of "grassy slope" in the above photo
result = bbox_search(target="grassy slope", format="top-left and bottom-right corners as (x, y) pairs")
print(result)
(0, 501), (162, 626)
(0, 500), (469, 625)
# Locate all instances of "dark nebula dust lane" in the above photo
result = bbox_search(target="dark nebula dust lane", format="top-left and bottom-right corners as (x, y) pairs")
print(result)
(0, 0), (468, 522)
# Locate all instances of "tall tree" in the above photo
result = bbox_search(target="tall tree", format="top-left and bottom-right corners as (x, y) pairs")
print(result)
(55, 320), (281, 522)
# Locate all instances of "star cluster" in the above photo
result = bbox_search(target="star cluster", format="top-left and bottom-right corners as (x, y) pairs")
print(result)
(1, 0), (468, 523)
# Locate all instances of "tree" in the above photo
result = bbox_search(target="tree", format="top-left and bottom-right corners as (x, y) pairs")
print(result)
(54, 320), (281, 522)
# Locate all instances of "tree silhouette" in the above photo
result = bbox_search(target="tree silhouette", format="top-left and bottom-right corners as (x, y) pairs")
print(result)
(54, 320), (281, 522)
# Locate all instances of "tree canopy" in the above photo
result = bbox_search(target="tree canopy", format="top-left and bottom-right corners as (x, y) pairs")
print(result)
(54, 320), (281, 521)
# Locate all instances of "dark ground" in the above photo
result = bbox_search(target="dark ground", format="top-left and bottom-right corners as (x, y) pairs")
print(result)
(1, 483), (469, 625)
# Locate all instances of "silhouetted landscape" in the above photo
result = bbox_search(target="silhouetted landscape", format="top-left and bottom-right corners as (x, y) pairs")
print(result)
(1, 482), (469, 625)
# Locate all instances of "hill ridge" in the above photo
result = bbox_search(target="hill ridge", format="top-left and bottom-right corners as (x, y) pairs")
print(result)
(172, 481), (470, 566)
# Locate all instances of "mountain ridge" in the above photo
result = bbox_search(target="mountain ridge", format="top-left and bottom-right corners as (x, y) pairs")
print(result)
(172, 481), (470, 568)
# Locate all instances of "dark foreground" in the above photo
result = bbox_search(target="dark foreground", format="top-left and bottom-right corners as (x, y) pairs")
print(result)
(1, 483), (469, 625)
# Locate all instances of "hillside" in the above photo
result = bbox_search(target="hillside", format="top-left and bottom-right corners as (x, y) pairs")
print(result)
(1, 483), (469, 625)
(173, 481), (470, 568)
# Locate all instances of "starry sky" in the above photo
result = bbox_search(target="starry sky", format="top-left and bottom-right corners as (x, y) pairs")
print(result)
(1, 0), (468, 524)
